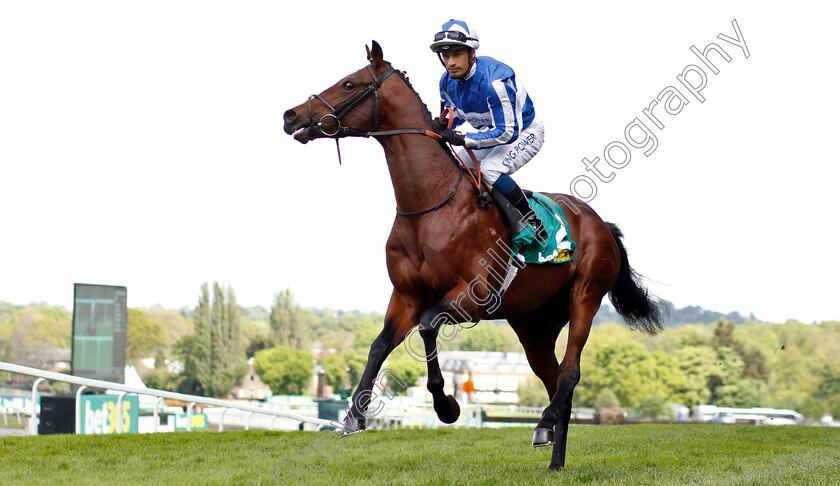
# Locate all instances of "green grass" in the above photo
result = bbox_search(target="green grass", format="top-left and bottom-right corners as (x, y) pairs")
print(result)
(1, 425), (839, 485)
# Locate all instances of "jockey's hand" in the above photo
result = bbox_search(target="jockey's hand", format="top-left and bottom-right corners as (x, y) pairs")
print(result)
(440, 129), (466, 146)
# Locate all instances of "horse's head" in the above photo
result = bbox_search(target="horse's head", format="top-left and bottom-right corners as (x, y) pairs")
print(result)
(283, 41), (395, 144)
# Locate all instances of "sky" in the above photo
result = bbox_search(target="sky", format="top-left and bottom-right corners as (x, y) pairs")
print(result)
(1, 1), (838, 324)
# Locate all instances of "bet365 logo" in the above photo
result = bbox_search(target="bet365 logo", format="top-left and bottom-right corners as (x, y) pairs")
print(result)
(83, 398), (132, 434)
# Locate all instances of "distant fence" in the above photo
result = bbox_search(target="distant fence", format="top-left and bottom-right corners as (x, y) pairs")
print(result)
(0, 361), (336, 435)
(478, 406), (707, 426)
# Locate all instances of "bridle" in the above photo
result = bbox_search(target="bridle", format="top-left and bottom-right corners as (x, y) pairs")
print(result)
(304, 60), (489, 215)
(306, 64), (397, 141)
(305, 62), (438, 164)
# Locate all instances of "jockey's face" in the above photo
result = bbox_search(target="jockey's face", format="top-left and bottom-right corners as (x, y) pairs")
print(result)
(441, 48), (474, 79)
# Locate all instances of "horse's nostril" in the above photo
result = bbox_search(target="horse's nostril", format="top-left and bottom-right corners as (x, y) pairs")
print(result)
(283, 109), (297, 123)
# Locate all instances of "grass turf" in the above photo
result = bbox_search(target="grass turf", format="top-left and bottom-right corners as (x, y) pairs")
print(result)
(1, 425), (839, 485)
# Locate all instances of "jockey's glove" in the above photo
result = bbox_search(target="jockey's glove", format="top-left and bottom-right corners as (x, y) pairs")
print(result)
(440, 129), (466, 146)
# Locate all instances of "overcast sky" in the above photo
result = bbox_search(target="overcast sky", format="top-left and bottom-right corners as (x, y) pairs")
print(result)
(1, 1), (837, 323)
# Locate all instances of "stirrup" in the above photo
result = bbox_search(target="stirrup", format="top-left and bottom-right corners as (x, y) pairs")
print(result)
(525, 212), (548, 242)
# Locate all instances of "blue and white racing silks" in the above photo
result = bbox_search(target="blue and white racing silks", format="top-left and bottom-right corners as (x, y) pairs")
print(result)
(439, 56), (535, 150)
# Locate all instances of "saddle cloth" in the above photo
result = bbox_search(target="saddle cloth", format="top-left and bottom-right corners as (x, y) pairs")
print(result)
(510, 192), (576, 264)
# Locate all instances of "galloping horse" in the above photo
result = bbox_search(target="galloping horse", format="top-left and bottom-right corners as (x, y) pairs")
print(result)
(283, 41), (664, 470)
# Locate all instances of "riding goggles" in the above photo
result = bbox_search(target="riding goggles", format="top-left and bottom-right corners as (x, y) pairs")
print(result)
(434, 31), (475, 43)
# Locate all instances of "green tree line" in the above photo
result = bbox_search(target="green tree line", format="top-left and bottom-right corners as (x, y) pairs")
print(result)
(2, 297), (838, 419)
(561, 319), (840, 420)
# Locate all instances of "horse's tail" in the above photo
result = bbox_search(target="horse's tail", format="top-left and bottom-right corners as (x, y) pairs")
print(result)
(605, 222), (666, 335)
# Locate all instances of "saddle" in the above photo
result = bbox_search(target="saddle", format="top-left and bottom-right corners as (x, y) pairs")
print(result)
(483, 183), (576, 265)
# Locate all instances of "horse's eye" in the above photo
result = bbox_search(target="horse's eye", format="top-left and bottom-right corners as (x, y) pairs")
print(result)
(343, 81), (356, 90)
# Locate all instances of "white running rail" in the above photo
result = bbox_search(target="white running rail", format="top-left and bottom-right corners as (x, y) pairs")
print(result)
(0, 361), (337, 435)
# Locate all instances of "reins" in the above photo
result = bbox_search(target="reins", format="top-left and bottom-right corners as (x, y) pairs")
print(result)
(438, 106), (484, 193)
(305, 61), (488, 215)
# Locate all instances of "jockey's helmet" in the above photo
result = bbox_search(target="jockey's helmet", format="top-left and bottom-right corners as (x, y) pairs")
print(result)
(430, 19), (480, 53)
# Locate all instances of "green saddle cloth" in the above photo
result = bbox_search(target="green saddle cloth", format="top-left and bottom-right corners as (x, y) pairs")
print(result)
(510, 192), (576, 264)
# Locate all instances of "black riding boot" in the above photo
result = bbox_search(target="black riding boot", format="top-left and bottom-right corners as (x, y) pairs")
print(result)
(503, 183), (548, 242)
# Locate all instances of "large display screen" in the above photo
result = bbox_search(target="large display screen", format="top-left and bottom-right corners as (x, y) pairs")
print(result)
(71, 284), (127, 383)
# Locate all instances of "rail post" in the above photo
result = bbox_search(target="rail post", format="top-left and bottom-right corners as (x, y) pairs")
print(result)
(187, 402), (195, 432)
(219, 407), (228, 432)
(154, 397), (164, 433)
(115, 392), (128, 434)
(75, 385), (87, 434)
(30, 377), (45, 435)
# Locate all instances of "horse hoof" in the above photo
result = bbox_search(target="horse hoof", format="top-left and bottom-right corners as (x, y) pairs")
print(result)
(340, 415), (366, 437)
(435, 395), (461, 424)
(532, 427), (555, 447)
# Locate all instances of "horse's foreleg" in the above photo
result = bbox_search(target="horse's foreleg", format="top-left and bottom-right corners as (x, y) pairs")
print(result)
(343, 293), (416, 436)
(417, 304), (461, 424)
(341, 329), (393, 435)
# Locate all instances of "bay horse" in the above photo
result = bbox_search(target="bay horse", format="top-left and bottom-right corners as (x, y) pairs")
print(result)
(283, 41), (664, 471)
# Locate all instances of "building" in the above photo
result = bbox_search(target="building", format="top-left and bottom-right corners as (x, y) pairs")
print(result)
(233, 357), (272, 400)
(433, 351), (534, 404)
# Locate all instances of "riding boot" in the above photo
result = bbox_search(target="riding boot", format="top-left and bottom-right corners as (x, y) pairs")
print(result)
(503, 183), (548, 242)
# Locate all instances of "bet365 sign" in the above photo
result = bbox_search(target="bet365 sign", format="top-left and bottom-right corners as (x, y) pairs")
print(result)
(80, 395), (139, 434)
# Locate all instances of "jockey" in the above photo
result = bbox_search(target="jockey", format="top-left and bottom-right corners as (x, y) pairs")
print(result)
(430, 19), (547, 241)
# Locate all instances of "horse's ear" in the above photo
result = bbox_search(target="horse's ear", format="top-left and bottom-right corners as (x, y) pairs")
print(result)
(367, 40), (384, 66)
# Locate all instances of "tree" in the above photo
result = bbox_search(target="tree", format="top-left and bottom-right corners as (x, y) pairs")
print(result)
(322, 352), (351, 390)
(384, 349), (426, 391)
(594, 388), (620, 409)
(582, 338), (648, 406)
(733, 338), (771, 382)
(191, 282), (247, 397)
(126, 309), (166, 361)
(254, 346), (313, 395)
(706, 346), (745, 404)
(245, 328), (271, 358)
(342, 350), (368, 391)
(457, 323), (512, 352)
(817, 364), (840, 399)
(349, 326), (381, 355)
(579, 336), (690, 408)
(712, 319), (736, 350)
(3, 307), (71, 369)
(269, 289), (305, 349)
(640, 394), (674, 420)
(714, 378), (770, 408)
(0, 316), (11, 364)
(675, 345), (717, 406)
(141, 357), (179, 392)
(142, 306), (192, 352)
(798, 396), (828, 420)
(517, 377), (548, 407)
(171, 335), (202, 394)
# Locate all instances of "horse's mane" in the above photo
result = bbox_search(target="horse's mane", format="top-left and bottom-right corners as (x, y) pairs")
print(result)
(391, 67), (434, 124)
(391, 65), (459, 162)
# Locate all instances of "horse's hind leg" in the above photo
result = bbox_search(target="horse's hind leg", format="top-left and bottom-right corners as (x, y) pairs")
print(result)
(343, 292), (417, 435)
(508, 315), (565, 446)
(536, 292), (603, 470)
(508, 315), (568, 410)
